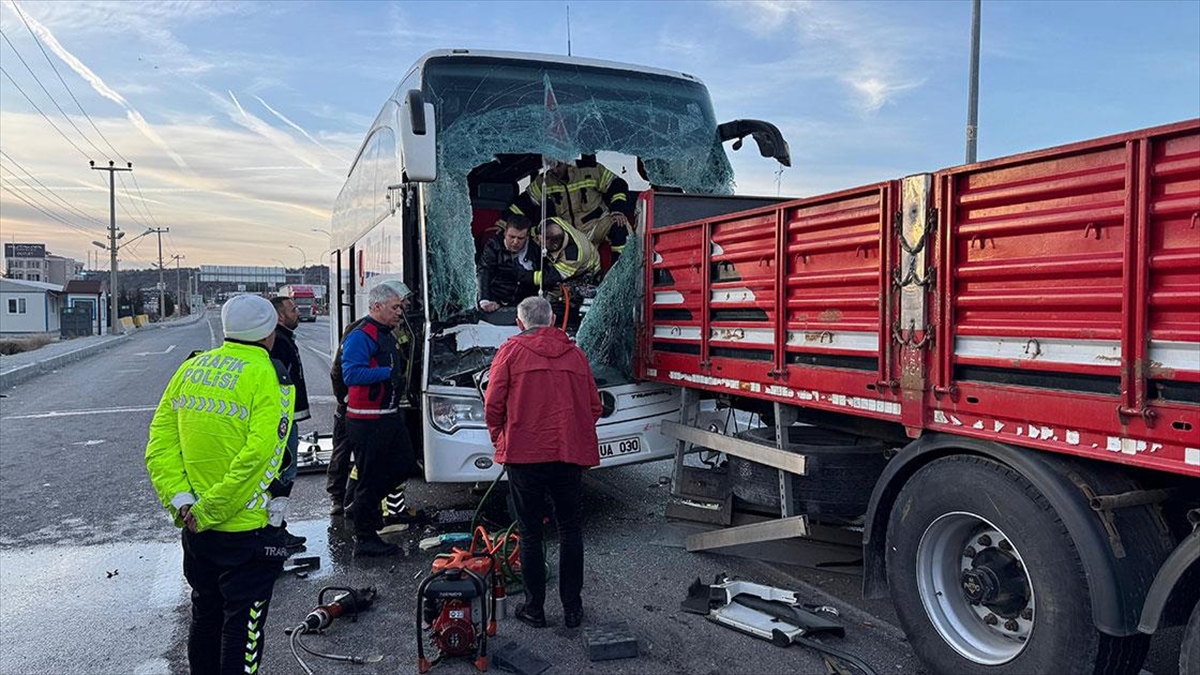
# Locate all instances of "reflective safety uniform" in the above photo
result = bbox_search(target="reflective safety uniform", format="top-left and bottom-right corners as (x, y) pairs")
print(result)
(532, 217), (601, 291)
(146, 340), (294, 532)
(145, 339), (296, 675)
(508, 162), (635, 254)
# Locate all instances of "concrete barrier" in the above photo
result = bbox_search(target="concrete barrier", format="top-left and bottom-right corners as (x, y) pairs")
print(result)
(120, 317), (136, 330)
(133, 314), (149, 327)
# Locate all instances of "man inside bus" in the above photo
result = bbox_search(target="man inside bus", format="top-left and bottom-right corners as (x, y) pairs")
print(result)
(339, 282), (423, 556)
(499, 155), (635, 260)
(477, 214), (541, 313)
(532, 217), (601, 294)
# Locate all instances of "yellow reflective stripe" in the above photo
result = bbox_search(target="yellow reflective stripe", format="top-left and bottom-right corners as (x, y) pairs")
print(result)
(533, 270), (543, 287)
(509, 204), (525, 216)
(597, 168), (614, 191)
(609, 193), (627, 203)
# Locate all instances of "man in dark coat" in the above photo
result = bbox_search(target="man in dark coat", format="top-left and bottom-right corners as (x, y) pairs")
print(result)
(268, 296), (309, 549)
(477, 214), (540, 312)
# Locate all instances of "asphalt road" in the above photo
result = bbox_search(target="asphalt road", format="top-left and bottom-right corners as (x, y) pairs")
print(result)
(0, 315), (1182, 674)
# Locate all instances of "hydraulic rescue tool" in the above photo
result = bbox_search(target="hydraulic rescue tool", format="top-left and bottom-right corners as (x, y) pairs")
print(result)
(683, 574), (877, 675)
(418, 528), (507, 673)
(287, 586), (383, 675)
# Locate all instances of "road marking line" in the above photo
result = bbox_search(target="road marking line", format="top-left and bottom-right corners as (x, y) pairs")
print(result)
(135, 344), (177, 356)
(3, 406), (157, 420)
(303, 344), (332, 365)
(206, 316), (217, 349)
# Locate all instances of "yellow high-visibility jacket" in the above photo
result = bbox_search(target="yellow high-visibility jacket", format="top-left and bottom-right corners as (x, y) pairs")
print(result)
(533, 217), (601, 289)
(145, 340), (294, 532)
(508, 163), (633, 245)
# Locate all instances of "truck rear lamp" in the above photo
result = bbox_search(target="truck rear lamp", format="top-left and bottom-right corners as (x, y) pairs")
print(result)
(430, 396), (486, 434)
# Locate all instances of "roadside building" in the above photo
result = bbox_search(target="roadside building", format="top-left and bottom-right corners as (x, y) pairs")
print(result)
(3, 243), (82, 286)
(0, 278), (63, 335)
(63, 280), (109, 335)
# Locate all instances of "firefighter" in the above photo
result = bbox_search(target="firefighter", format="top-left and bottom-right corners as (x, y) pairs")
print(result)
(501, 156), (635, 258)
(532, 216), (601, 293)
(144, 294), (295, 675)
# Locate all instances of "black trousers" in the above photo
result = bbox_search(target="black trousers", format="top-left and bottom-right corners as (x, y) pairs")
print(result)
(182, 528), (290, 675)
(346, 414), (416, 537)
(326, 409), (352, 505)
(507, 462), (585, 614)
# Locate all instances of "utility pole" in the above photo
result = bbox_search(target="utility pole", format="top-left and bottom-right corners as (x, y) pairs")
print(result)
(149, 227), (170, 319)
(90, 160), (132, 335)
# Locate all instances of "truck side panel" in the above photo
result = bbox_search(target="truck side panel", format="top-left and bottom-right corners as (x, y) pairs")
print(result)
(641, 119), (1200, 477)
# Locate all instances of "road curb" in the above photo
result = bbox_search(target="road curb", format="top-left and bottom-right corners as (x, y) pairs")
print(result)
(0, 334), (132, 391)
(144, 307), (208, 330)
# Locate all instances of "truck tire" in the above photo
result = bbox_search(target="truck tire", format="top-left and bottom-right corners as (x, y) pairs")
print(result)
(885, 455), (1149, 675)
(1183, 600), (1200, 675)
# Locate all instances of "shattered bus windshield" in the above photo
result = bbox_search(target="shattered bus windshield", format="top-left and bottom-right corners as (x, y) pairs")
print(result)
(420, 55), (733, 386)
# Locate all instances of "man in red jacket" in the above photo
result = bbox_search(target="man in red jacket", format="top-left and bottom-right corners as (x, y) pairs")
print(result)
(484, 295), (602, 629)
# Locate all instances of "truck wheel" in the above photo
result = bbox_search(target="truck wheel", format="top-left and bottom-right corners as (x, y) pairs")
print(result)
(1183, 600), (1200, 675)
(885, 455), (1149, 675)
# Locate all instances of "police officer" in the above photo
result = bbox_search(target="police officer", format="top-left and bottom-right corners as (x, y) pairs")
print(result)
(145, 294), (295, 675)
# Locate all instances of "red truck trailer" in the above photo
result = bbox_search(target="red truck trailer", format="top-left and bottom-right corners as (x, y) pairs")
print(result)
(639, 119), (1200, 675)
(278, 284), (318, 322)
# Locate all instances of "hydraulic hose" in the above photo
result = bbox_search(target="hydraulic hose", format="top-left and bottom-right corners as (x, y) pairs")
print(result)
(792, 635), (877, 675)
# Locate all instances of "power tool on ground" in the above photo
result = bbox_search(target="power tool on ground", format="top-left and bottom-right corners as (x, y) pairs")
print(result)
(288, 586), (382, 675)
(417, 532), (503, 673)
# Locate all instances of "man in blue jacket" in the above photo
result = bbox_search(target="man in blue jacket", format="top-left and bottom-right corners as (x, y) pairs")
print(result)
(340, 282), (420, 556)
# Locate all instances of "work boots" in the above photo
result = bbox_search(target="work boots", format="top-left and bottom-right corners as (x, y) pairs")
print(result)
(354, 534), (399, 557)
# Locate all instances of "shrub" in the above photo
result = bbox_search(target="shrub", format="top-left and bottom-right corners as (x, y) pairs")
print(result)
(0, 334), (53, 356)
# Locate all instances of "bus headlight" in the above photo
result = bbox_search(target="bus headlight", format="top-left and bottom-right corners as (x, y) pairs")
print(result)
(429, 396), (487, 434)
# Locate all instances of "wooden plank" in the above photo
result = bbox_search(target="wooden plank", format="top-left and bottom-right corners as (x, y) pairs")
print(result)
(661, 420), (807, 476)
(685, 515), (809, 552)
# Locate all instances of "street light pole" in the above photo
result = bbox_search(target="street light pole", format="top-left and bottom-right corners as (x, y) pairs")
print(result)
(966, 0), (982, 163)
(287, 244), (309, 269)
(171, 254), (186, 315)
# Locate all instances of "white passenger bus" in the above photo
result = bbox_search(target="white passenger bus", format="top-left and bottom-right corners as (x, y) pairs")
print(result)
(328, 49), (788, 482)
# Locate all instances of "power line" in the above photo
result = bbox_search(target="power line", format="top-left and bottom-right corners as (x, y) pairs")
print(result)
(85, 168), (148, 231)
(129, 171), (165, 230)
(0, 64), (90, 160)
(116, 171), (154, 229)
(7, 2), (173, 253)
(0, 28), (105, 159)
(9, 0), (127, 163)
(0, 179), (97, 238)
(0, 150), (106, 228)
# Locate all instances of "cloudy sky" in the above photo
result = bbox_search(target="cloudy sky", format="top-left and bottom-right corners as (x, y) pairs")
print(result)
(0, 0), (1197, 269)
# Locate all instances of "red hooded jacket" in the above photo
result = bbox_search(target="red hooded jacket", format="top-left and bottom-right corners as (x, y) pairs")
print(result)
(485, 326), (602, 467)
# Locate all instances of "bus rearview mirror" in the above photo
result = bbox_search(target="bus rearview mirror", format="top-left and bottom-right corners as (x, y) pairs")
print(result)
(718, 119), (792, 168)
(400, 89), (437, 182)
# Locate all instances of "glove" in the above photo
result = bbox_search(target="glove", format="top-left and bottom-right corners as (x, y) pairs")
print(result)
(267, 496), (289, 527)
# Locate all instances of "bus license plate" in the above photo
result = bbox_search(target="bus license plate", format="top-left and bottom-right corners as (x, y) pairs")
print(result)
(599, 436), (641, 459)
